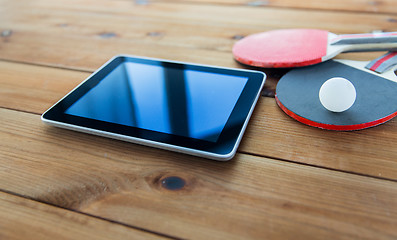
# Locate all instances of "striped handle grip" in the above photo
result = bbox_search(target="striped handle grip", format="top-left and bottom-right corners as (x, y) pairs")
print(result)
(365, 51), (397, 73)
(330, 32), (397, 45)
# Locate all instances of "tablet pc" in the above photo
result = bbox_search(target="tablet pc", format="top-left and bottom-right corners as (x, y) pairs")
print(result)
(42, 55), (266, 161)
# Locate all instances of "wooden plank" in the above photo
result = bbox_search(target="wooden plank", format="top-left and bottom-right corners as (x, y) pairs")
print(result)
(160, 0), (397, 15)
(0, 0), (396, 71)
(0, 61), (90, 114)
(1, 60), (397, 180)
(0, 107), (396, 239)
(0, 191), (168, 240)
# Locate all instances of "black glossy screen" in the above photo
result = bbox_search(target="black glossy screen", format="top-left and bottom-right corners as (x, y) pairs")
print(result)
(65, 61), (248, 142)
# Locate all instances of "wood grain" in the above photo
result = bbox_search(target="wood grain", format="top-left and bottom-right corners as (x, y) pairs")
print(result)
(0, 0), (395, 71)
(0, 107), (396, 239)
(0, 61), (89, 114)
(1, 0), (397, 238)
(1, 60), (397, 181)
(0, 191), (168, 240)
(161, 0), (397, 14)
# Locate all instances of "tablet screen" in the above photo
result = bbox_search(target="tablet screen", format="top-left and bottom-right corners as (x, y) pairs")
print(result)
(65, 62), (248, 142)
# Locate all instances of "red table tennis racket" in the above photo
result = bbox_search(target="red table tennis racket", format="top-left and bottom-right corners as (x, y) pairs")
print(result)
(233, 29), (397, 68)
(275, 52), (397, 130)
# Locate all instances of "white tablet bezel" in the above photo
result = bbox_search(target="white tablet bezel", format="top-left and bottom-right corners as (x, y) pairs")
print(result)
(42, 55), (266, 161)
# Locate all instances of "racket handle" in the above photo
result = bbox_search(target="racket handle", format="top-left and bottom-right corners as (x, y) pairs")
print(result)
(365, 51), (397, 73)
(330, 32), (397, 45)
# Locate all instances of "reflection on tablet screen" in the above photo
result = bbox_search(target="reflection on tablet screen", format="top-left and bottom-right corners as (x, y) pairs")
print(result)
(65, 62), (248, 142)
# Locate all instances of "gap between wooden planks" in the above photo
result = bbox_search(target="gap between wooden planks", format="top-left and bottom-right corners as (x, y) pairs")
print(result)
(0, 191), (170, 240)
(1, 107), (397, 239)
(1, 60), (397, 181)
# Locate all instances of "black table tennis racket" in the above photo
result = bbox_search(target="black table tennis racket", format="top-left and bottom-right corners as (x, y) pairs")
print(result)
(275, 52), (397, 130)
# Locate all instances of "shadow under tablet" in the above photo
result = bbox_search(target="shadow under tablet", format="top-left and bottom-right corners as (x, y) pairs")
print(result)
(275, 60), (397, 130)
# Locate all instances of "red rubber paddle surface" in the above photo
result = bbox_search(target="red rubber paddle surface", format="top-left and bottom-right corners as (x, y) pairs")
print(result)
(233, 29), (329, 68)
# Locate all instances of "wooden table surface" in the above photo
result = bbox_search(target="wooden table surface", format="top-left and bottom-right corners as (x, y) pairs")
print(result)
(1, 0), (397, 239)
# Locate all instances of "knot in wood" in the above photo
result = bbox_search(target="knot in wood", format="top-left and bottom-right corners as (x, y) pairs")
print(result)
(98, 32), (117, 39)
(147, 31), (164, 37)
(161, 176), (186, 190)
(1, 30), (12, 37)
(232, 35), (245, 40)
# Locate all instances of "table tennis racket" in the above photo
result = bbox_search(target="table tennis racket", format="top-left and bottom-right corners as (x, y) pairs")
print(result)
(275, 51), (397, 130)
(233, 29), (397, 68)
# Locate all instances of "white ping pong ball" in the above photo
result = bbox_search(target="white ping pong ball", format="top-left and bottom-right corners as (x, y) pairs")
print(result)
(319, 77), (356, 112)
